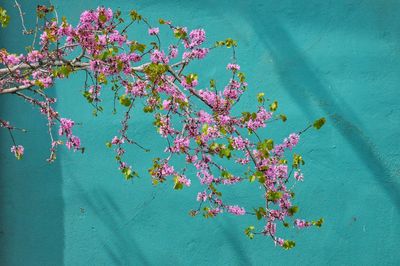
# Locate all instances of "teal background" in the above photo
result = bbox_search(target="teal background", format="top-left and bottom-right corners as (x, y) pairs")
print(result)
(1, 0), (400, 265)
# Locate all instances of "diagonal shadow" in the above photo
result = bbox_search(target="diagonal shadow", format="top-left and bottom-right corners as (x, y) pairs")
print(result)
(244, 10), (400, 211)
(70, 177), (152, 265)
(0, 1), (65, 265)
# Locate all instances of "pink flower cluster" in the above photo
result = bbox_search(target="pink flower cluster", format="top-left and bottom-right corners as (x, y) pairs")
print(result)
(59, 118), (81, 151)
(10, 145), (24, 160)
(0, 6), (323, 248)
(227, 205), (246, 216)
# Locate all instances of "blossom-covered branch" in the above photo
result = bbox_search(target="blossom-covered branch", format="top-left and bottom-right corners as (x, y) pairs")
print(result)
(0, 4), (326, 248)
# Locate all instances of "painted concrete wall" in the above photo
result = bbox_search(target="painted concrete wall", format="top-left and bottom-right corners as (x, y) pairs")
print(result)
(1, 0), (399, 265)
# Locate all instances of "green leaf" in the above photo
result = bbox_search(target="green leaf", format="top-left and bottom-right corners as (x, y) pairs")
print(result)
(173, 176), (183, 190)
(244, 226), (255, 239)
(185, 73), (198, 84)
(313, 117), (326, 130)
(254, 207), (267, 220)
(98, 12), (107, 23)
(313, 218), (324, 227)
(119, 95), (132, 107)
(130, 41), (146, 53)
(270, 101), (278, 111)
(173, 27), (187, 39)
(288, 206), (299, 216)
(0, 7), (10, 28)
(221, 170), (231, 179)
(293, 154), (305, 169)
(267, 191), (283, 201)
(257, 92), (265, 104)
(129, 10), (142, 21)
(225, 38), (238, 48)
(144, 63), (168, 82)
(210, 79), (216, 89)
(279, 114), (287, 122)
(282, 240), (296, 250)
(249, 175), (256, 182)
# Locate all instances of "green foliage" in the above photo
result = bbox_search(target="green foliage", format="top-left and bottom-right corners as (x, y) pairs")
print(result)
(293, 154), (305, 169)
(237, 72), (246, 83)
(185, 73), (198, 84)
(129, 10), (142, 21)
(52, 64), (72, 78)
(97, 73), (107, 84)
(257, 139), (274, 157)
(279, 114), (287, 122)
(288, 205), (299, 216)
(254, 207), (267, 220)
(249, 171), (266, 183)
(209, 79), (216, 89)
(221, 170), (233, 179)
(215, 38), (238, 48)
(313, 218), (324, 227)
(209, 183), (222, 197)
(173, 176), (183, 190)
(144, 63), (168, 82)
(282, 240), (296, 250)
(0, 7), (10, 28)
(267, 191), (283, 201)
(244, 226), (255, 239)
(119, 94), (132, 107)
(313, 117), (326, 130)
(82, 91), (93, 103)
(269, 101), (278, 111)
(130, 41), (146, 53)
(121, 166), (137, 180)
(173, 27), (187, 39)
(257, 92), (265, 104)
(98, 12), (107, 23)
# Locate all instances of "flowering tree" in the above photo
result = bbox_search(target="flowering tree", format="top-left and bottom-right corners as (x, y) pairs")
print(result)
(0, 3), (326, 249)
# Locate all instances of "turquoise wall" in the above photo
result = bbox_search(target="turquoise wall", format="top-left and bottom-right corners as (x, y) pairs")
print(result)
(1, 0), (400, 265)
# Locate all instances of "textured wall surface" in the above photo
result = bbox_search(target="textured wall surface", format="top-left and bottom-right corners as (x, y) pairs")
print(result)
(1, 0), (400, 265)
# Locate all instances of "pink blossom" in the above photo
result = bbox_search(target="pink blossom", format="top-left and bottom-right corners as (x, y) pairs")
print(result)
(171, 136), (190, 153)
(168, 45), (178, 58)
(294, 219), (312, 229)
(264, 221), (276, 236)
(227, 63), (240, 71)
(196, 191), (208, 202)
(185, 29), (206, 49)
(275, 238), (285, 247)
(231, 136), (249, 150)
(111, 136), (124, 145)
(27, 50), (43, 63)
(6, 54), (21, 66)
(178, 175), (191, 187)
(294, 170), (304, 181)
(160, 162), (174, 177)
(66, 136), (81, 151)
(181, 77), (198, 89)
(227, 205), (246, 216)
(148, 27), (159, 35)
(197, 110), (214, 124)
(284, 133), (300, 150)
(182, 48), (209, 60)
(59, 118), (75, 137)
(10, 145), (24, 159)
(150, 50), (169, 64)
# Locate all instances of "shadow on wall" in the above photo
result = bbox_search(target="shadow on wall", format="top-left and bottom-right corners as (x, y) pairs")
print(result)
(243, 7), (400, 211)
(0, 1), (64, 265)
(70, 177), (152, 265)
